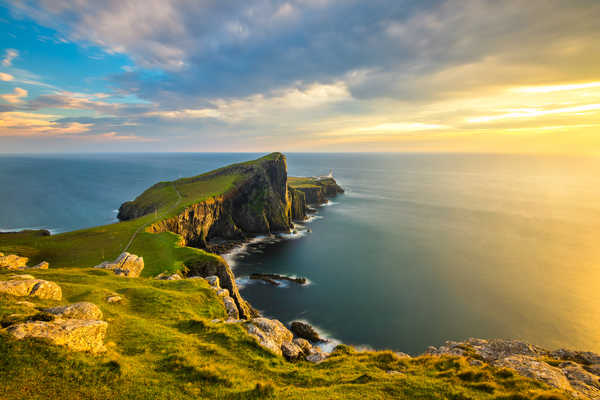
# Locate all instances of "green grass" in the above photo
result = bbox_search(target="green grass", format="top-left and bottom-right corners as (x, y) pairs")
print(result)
(0, 267), (570, 400)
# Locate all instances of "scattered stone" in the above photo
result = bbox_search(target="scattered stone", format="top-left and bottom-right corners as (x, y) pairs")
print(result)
(293, 338), (312, 355)
(306, 347), (327, 363)
(0, 254), (29, 270)
(106, 295), (122, 304)
(281, 341), (303, 361)
(244, 317), (294, 356)
(42, 302), (103, 320)
(30, 261), (49, 270)
(222, 296), (240, 320)
(5, 319), (108, 353)
(205, 275), (220, 288)
(94, 252), (144, 277)
(0, 278), (62, 300)
(155, 271), (183, 280)
(290, 321), (326, 343)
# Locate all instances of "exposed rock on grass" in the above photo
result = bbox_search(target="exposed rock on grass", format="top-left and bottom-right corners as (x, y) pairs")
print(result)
(426, 338), (600, 399)
(155, 271), (183, 280)
(106, 295), (122, 304)
(4, 319), (108, 353)
(29, 261), (49, 270)
(42, 302), (103, 320)
(0, 253), (29, 270)
(0, 277), (62, 300)
(94, 252), (144, 277)
(244, 317), (293, 356)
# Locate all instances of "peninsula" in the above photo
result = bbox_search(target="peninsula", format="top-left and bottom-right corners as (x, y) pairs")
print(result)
(0, 153), (593, 399)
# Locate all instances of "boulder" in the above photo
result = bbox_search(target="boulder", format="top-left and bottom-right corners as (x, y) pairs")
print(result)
(106, 295), (122, 304)
(30, 261), (49, 270)
(0, 278), (62, 300)
(293, 338), (313, 355)
(281, 341), (303, 361)
(94, 252), (144, 277)
(222, 296), (240, 320)
(155, 272), (183, 280)
(290, 321), (326, 342)
(0, 254), (29, 270)
(5, 319), (108, 353)
(216, 288), (230, 297)
(245, 317), (294, 356)
(42, 302), (103, 320)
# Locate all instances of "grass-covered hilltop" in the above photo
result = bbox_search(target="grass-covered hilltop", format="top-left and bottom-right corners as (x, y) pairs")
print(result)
(0, 153), (588, 399)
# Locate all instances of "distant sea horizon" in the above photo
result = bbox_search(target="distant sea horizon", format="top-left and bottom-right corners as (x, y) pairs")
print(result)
(1, 152), (599, 355)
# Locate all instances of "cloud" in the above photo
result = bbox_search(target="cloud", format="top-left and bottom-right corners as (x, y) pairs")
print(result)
(0, 111), (91, 135)
(0, 73), (14, 81)
(0, 87), (28, 104)
(2, 49), (18, 66)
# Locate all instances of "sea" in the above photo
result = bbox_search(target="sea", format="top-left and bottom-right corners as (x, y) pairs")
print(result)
(0, 152), (599, 355)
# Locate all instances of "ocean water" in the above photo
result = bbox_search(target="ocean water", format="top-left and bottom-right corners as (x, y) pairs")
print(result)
(1, 153), (599, 354)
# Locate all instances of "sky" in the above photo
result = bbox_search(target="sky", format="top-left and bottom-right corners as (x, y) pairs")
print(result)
(0, 0), (599, 154)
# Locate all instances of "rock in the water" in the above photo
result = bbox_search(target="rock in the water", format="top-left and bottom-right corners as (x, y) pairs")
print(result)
(94, 252), (144, 277)
(281, 341), (303, 361)
(0, 278), (62, 300)
(293, 338), (312, 356)
(244, 317), (294, 356)
(43, 302), (103, 320)
(494, 355), (573, 392)
(5, 319), (108, 353)
(106, 295), (122, 304)
(0, 254), (29, 270)
(222, 296), (240, 320)
(290, 321), (326, 342)
(30, 261), (49, 270)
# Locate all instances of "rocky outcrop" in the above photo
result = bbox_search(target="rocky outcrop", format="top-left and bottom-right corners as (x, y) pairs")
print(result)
(155, 272), (183, 280)
(244, 317), (328, 362)
(290, 321), (326, 343)
(291, 178), (344, 206)
(204, 275), (242, 320)
(5, 319), (108, 353)
(0, 253), (50, 270)
(0, 277), (62, 300)
(0, 253), (29, 270)
(94, 252), (144, 277)
(426, 338), (600, 399)
(42, 302), (103, 320)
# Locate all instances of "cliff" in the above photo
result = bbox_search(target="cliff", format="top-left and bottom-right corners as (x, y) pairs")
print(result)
(115, 153), (343, 319)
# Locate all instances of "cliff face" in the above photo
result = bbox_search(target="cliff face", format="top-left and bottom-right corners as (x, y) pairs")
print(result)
(289, 177), (344, 207)
(145, 154), (294, 248)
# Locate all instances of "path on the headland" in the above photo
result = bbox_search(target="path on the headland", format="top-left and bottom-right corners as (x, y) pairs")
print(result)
(122, 183), (182, 253)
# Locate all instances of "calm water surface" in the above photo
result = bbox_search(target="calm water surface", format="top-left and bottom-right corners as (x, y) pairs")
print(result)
(1, 153), (599, 354)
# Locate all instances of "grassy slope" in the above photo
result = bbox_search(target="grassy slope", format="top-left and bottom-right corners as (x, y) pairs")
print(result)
(0, 153), (570, 399)
(0, 267), (568, 400)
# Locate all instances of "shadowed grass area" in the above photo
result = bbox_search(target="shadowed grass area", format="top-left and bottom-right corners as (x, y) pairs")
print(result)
(0, 267), (570, 400)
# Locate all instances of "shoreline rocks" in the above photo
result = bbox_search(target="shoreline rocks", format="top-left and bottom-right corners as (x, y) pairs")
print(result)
(290, 321), (327, 343)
